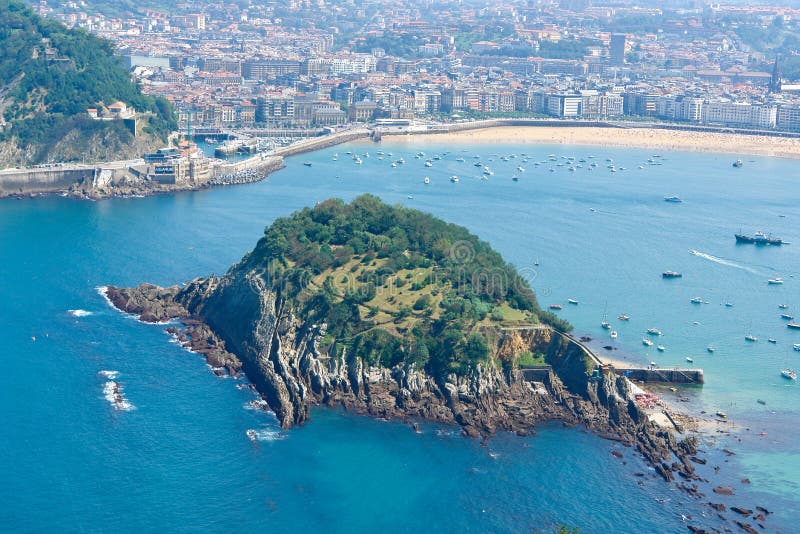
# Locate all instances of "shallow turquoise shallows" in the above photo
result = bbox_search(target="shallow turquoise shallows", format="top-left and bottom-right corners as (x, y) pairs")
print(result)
(2, 139), (798, 532)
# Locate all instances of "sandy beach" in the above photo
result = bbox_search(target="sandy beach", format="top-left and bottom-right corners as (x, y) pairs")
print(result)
(387, 125), (800, 159)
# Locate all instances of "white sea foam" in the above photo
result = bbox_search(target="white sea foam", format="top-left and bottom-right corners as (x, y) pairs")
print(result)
(96, 286), (113, 307)
(102, 380), (135, 411)
(689, 249), (762, 275)
(68, 309), (93, 317)
(98, 370), (120, 380)
(246, 427), (285, 442)
(243, 399), (270, 411)
(436, 428), (459, 438)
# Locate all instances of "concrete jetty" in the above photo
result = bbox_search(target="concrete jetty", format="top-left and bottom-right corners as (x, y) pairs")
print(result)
(555, 331), (704, 385)
(614, 367), (704, 384)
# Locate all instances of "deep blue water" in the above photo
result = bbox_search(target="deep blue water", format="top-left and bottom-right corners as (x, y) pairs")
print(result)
(1, 138), (798, 531)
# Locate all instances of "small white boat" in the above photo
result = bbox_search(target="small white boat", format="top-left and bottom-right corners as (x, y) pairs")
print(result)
(647, 328), (662, 336)
(781, 369), (797, 380)
(601, 321), (611, 330)
(690, 297), (703, 304)
(768, 277), (784, 285)
(610, 331), (618, 339)
(568, 299), (578, 305)
(657, 345), (666, 352)
(424, 176), (430, 184)
(793, 343), (800, 352)
(618, 314), (630, 321)
(450, 176), (459, 183)
(424, 161), (433, 167)
(745, 334), (758, 342)
(725, 302), (733, 307)
(686, 357), (694, 363)
(779, 304), (789, 309)
(768, 338), (778, 344)
(642, 338), (653, 346)
(707, 346), (715, 353)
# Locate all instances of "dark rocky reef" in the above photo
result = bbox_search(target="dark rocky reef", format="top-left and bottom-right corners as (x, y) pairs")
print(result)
(105, 268), (700, 486)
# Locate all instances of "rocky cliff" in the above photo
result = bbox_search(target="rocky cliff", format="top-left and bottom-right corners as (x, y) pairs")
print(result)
(105, 271), (699, 484)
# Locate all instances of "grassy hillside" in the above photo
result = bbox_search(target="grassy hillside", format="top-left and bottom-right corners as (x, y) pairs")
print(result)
(0, 0), (176, 164)
(237, 195), (571, 376)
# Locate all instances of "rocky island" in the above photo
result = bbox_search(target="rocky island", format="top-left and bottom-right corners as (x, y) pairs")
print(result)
(106, 195), (699, 486)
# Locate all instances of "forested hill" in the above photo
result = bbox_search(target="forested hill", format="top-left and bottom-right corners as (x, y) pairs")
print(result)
(234, 194), (571, 376)
(0, 0), (176, 166)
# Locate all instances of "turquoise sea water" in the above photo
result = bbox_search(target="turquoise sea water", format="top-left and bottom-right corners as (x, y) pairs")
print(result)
(2, 139), (798, 531)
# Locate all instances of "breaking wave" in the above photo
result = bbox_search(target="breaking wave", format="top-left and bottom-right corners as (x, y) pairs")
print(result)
(102, 379), (135, 411)
(246, 427), (285, 442)
(98, 370), (119, 380)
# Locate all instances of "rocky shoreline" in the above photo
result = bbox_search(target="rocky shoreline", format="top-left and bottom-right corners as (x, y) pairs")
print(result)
(103, 276), (781, 531)
(104, 281), (698, 470)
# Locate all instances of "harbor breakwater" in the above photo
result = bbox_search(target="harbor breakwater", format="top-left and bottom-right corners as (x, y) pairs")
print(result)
(269, 128), (371, 157)
(210, 155), (285, 186)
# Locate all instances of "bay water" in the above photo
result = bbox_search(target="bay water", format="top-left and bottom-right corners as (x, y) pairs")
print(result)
(1, 138), (798, 531)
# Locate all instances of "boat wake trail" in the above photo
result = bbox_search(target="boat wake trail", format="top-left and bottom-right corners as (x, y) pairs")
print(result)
(689, 249), (763, 275)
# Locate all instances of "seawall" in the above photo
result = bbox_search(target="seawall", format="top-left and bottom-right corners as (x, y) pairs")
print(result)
(0, 166), (95, 197)
(376, 119), (621, 138)
(375, 118), (800, 140)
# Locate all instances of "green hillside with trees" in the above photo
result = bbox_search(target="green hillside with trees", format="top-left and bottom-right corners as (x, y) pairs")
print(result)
(0, 0), (176, 165)
(235, 195), (570, 376)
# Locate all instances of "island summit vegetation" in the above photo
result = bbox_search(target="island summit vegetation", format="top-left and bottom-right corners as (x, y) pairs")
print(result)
(233, 194), (571, 376)
(0, 0), (176, 165)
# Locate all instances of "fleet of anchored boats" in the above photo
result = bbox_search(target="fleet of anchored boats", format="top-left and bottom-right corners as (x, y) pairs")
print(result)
(547, 269), (797, 380)
(320, 148), (796, 381)
(321, 149), (684, 190)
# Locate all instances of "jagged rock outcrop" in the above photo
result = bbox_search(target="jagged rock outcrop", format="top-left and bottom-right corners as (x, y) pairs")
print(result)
(106, 269), (699, 483)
